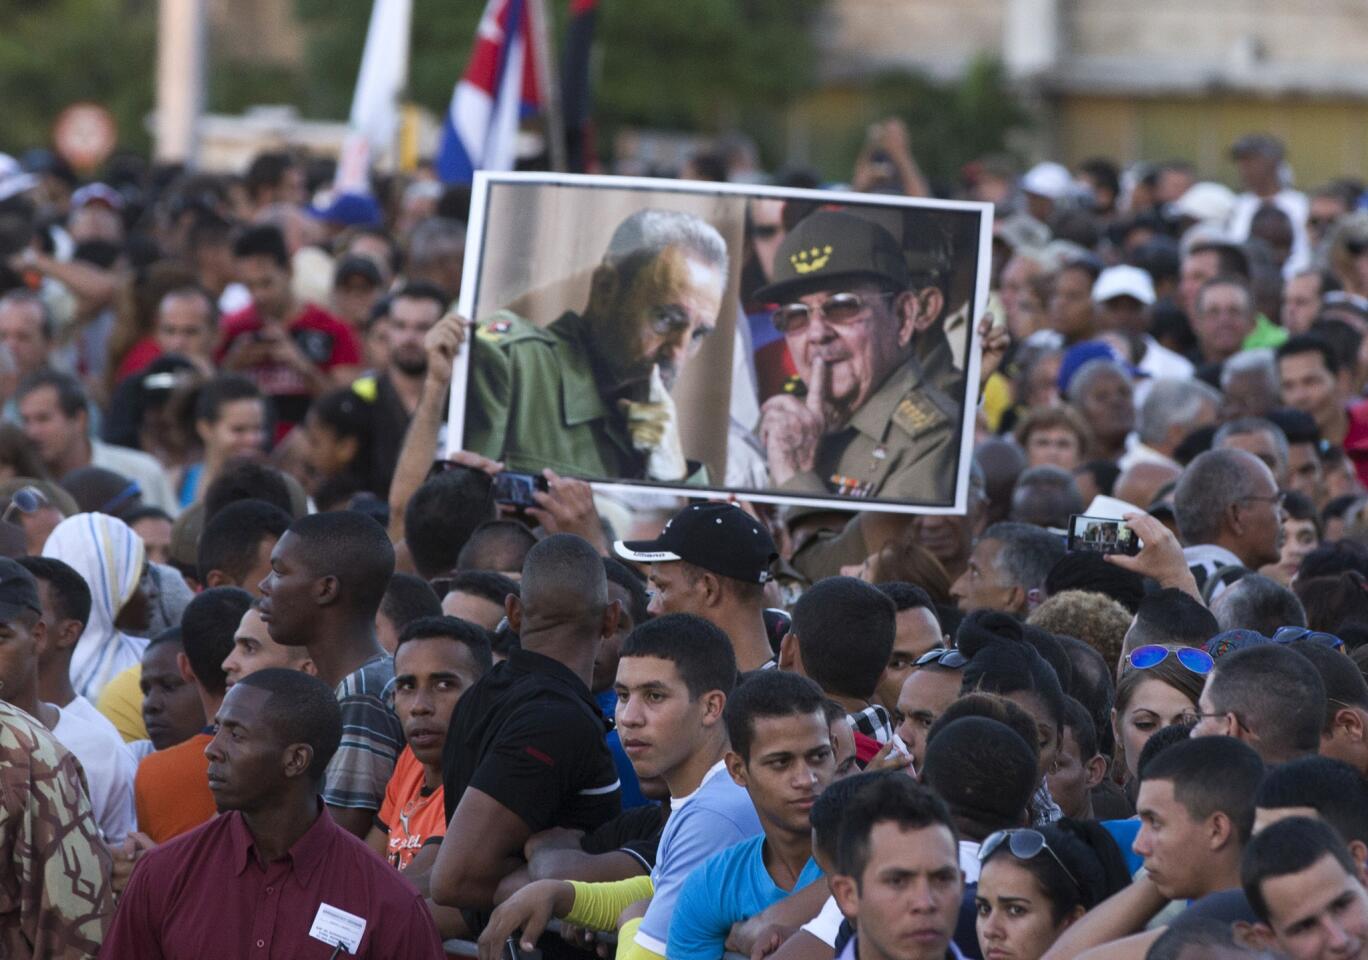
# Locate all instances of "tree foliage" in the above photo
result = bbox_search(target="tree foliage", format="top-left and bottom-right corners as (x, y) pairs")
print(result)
(852, 57), (1032, 188)
(293, 0), (826, 156)
(0, 0), (157, 154)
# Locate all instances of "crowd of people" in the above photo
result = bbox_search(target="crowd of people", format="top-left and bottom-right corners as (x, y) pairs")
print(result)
(4, 125), (1368, 960)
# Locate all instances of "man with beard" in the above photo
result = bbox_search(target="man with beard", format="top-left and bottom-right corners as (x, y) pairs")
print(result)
(350, 282), (449, 497)
(464, 208), (729, 482)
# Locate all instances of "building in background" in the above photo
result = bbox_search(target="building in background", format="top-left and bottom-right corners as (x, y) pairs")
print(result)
(810, 0), (1368, 184)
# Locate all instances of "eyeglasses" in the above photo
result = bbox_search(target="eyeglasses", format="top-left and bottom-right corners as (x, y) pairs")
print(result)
(1271, 625), (1345, 651)
(1128, 645), (1214, 676)
(1196, 710), (1248, 733)
(979, 829), (1080, 890)
(914, 647), (968, 669)
(771, 291), (895, 334)
(1238, 492), (1286, 511)
(1, 485), (46, 525)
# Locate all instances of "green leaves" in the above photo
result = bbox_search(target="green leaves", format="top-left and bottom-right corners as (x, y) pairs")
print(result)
(0, 0), (156, 155)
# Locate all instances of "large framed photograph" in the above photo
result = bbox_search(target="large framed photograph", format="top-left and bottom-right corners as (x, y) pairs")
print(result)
(447, 172), (992, 514)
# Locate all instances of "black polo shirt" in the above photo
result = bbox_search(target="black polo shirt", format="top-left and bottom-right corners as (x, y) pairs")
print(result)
(581, 802), (666, 874)
(442, 647), (621, 832)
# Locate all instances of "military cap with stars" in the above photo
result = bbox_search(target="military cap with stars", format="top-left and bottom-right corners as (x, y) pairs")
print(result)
(754, 209), (910, 305)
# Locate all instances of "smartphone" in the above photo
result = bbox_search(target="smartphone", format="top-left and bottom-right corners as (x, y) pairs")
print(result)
(492, 471), (549, 508)
(504, 938), (543, 960)
(1067, 514), (1141, 556)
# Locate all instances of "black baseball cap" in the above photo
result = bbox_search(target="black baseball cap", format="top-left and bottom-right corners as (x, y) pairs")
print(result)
(334, 255), (383, 289)
(0, 557), (41, 622)
(614, 502), (778, 585)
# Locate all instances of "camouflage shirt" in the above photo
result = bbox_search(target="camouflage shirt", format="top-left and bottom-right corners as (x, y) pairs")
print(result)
(0, 701), (114, 959)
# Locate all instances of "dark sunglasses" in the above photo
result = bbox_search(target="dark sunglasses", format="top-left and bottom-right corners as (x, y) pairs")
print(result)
(1271, 626), (1345, 651)
(979, 829), (1080, 889)
(1128, 645), (1214, 675)
(914, 647), (968, 669)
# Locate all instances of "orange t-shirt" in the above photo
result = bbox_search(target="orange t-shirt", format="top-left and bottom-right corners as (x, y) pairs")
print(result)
(377, 746), (446, 870)
(134, 732), (217, 843)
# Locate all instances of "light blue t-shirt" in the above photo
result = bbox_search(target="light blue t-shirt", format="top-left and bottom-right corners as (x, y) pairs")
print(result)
(634, 761), (762, 954)
(667, 833), (824, 960)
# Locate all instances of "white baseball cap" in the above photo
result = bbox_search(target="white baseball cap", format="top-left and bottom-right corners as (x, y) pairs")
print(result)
(1092, 265), (1156, 305)
(1021, 162), (1074, 200)
(1170, 181), (1236, 226)
(0, 154), (37, 204)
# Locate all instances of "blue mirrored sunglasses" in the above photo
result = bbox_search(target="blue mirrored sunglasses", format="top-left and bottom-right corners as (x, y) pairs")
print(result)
(1271, 626), (1344, 651)
(1128, 644), (1214, 675)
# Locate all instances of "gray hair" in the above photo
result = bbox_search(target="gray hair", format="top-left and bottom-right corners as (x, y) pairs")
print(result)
(981, 521), (1066, 594)
(1137, 378), (1221, 447)
(1211, 573), (1307, 636)
(1065, 358), (1131, 405)
(1173, 449), (1265, 546)
(1220, 347), (1277, 393)
(603, 209), (729, 286)
(1214, 417), (1290, 478)
(0, 289), (54, 342)
(408, 217), (467, 260)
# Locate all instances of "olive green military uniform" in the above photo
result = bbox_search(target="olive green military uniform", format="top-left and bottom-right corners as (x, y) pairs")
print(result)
(779, 355), (960, 504)
(464, 309), (649, 479)
(753, 208), (966, 508)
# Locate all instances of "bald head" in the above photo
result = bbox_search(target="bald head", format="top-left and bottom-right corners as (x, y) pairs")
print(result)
(1174, 448), (1282, 568)
(1114, 460), (1182, 510)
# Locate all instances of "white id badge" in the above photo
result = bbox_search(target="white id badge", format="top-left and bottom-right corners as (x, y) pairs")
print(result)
(308, 902), (367, 954)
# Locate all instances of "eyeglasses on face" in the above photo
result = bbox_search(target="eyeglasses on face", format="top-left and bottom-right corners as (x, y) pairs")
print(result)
(771, 291), (895, 334)
(1237, 492), (1287, 511)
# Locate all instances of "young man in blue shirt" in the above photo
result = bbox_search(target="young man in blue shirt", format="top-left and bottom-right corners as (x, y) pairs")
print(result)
(666, 670), (837, 960)
(478, 613), (759, 960)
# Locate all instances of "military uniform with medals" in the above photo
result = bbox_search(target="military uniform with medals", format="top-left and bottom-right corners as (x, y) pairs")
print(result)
(777, 356), (959, 504)
(754, 209), (964, 505)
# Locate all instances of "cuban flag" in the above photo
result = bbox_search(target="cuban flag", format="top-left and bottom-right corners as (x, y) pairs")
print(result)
(437, 0), (543, 184)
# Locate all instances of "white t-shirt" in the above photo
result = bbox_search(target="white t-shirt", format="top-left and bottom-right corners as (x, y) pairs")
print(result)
(53, 696), (138, 845)
(801, 895), (846, 947)
(804, 843), (984, 949)
(1230, 188), (1311, 278)
(960, 839), (982, 884)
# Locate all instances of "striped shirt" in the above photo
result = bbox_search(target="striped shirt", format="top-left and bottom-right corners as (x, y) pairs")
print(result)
(323, 655), (403, 812)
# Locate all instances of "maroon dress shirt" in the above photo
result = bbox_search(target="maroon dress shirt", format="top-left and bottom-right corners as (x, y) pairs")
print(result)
(100, 802), (444, 958)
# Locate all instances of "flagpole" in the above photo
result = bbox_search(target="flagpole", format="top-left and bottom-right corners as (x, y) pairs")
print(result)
(527, 0), (567, 172)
